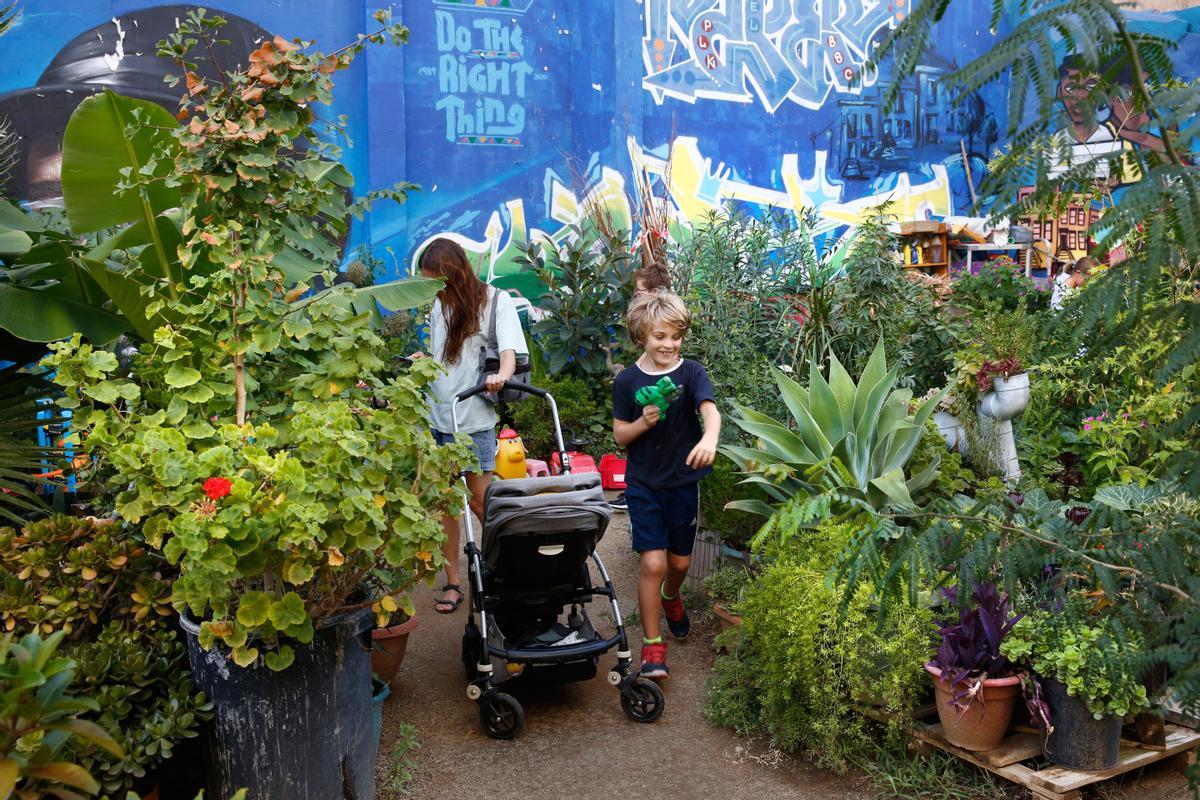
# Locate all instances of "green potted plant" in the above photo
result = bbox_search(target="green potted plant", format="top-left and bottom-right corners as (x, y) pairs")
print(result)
(43, 11), (466, 800)
(1001, 603), (1150, 770)
(703, 563), (749, 636)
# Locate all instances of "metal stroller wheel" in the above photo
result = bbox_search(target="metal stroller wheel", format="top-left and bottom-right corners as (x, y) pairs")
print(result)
(462, 622), (481, 679)
(479, 692), (524, 739)
(620, 677), (665, 723)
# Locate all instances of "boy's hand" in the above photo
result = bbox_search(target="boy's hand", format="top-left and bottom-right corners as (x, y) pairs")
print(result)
(686, 435), (717, 469)
(641, 403), (661, 427)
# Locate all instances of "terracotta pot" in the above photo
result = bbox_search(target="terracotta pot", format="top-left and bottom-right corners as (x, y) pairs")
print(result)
(371, 613), (419, 686)
(926, 664), (1020, 751)
(712, 601), (742, 634)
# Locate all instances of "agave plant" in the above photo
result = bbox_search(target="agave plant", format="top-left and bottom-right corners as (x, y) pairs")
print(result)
(721, 341), (943, 515)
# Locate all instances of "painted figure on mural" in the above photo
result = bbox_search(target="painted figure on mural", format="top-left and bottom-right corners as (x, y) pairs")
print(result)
(0, 5), (271, 206)
(1048, 53), (1164, 183)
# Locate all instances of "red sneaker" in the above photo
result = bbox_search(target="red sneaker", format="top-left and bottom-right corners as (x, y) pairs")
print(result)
(640, 641), (669, 680)
(661, 584), (690, 639)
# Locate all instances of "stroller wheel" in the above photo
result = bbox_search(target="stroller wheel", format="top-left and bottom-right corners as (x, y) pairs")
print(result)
(479, 692), (524, 740)
(620, 677), (665, 723)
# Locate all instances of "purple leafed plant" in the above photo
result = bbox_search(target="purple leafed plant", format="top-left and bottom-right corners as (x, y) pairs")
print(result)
(929, 582), (1022, 710)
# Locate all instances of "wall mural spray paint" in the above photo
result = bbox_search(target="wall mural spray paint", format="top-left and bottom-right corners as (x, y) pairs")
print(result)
(2, 0), (1198, 326)
(641, 0), (909, 111)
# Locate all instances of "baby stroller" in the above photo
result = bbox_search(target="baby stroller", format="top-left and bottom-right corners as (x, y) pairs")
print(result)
(452, 380), (664, 739)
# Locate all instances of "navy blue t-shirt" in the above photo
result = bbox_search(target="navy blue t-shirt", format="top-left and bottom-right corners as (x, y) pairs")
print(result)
(612, 359), (716, 489)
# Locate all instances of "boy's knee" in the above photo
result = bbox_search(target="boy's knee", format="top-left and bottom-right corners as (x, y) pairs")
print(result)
(639, 550), (668, 577)
(667, 552), (691, 572)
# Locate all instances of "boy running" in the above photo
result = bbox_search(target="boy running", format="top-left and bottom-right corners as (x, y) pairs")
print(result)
(612, 292), (720, 680)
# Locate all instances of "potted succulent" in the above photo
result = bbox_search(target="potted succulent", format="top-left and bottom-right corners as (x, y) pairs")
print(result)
(43, 11), (466, 800)
(0, 515), (210, 798)
(1001, 604), (1150, 770)
(925, 582), (1023, 751)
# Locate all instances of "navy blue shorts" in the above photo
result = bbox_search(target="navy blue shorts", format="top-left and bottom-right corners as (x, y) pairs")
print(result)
(626, 482), (700, 556)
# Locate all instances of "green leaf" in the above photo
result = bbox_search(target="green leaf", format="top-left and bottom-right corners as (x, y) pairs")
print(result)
(0, 228), (31, 257)
(268, 592), (307, 629)
(0, 283), (129, 344)
(325, 276), (444, 319)
(165, 365), (202, 388)
(61, 91), (181, 235)
(47, 719), (125, 758)
(236, 591), (271, 628)
(0, 199), (45, 232)
(182, 383), (215, 403)
(265, 645), (295, 672)
(869, 468), (916, 510)
(1092, 483), (1166, 512)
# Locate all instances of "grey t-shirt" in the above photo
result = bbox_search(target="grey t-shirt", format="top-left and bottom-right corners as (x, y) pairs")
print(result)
(427, 288), (526, 434)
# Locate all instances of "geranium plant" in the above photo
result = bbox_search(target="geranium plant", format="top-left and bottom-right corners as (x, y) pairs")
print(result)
(43, 11), (467, 671)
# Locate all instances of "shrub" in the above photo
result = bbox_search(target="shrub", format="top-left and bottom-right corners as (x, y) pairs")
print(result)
(508, 373), (611, 461)
(951, 256), (1048, 313)
(702, 519), (934, 771)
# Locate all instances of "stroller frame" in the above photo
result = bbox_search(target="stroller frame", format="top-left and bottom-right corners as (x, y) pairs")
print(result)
(451, 380), (664, 739)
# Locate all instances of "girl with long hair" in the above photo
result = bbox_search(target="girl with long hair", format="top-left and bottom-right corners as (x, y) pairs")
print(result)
(416, 238), (525, 613)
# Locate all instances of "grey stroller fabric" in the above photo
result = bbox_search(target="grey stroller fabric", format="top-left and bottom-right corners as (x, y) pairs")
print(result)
(481, 473), (612, 561)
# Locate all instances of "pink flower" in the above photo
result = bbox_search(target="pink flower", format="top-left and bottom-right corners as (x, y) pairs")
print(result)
(1083, 423), (1091, 431)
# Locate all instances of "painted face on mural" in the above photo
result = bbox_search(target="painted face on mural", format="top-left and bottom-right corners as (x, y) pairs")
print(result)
(1057, 68), (1101, 129)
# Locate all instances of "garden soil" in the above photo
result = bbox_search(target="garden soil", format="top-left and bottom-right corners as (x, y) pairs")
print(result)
(374, 497), (1196, 800)
(374, 497), (865, 800)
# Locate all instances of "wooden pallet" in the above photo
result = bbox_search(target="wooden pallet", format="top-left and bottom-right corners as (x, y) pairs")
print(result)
(860, 705), (1200, 799)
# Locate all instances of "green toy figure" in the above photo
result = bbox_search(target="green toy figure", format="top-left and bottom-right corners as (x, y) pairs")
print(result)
(635, 376), (679, 419)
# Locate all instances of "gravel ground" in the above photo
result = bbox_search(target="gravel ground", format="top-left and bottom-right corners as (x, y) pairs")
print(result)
(373, 499), (866, 800)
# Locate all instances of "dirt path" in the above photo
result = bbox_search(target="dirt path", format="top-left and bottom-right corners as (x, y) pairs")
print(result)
(374, 497), (865, 800)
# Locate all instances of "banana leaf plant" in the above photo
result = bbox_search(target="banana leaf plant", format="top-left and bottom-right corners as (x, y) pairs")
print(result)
(721, 340), (944, 516)
(0, 89), (436, 348)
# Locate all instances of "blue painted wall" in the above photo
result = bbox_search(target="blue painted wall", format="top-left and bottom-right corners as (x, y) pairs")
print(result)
(2, 0), (1197, 295)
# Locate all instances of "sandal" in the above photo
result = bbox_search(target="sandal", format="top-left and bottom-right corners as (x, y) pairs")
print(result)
(434, 584), (463, 614)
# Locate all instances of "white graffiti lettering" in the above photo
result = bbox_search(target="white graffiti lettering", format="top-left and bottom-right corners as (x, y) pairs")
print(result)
(642, 0), (907, 111)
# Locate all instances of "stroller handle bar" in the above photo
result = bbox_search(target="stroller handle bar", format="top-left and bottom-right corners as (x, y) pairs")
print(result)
(455, 380), (547, 402)
(449, 381), (569, 472)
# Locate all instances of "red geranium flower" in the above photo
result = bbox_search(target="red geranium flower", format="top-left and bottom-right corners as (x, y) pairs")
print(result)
(203, 477), (232, 501)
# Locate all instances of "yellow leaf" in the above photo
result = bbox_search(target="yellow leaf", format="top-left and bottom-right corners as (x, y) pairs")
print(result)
(373, 495), (386, 508)
(329, 381), (343, 395)
(81, 567), (98, 580)
(416, 550), (432, 563)
(25, 763), (100, 794)
(327, 547), (345, 566)
(231, 646), (260, 668)
(0, 757), (18, 800)
(380, 595), (398, 613)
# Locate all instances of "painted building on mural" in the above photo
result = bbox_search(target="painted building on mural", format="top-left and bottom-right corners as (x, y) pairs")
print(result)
(1, 0), (1198, 299)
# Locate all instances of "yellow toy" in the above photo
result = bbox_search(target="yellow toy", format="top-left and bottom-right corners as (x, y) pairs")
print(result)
(494, 428), (528, 480)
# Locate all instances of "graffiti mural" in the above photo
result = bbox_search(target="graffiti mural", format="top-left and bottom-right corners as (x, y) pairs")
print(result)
(642, 0), (910, 110)
(3, 0), (1199, 324)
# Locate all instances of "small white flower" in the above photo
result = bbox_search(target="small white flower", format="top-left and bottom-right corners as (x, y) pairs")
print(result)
(778, 364), (794, 374)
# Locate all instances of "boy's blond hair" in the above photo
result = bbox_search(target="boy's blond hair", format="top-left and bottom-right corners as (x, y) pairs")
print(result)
(626, 291), (691, 347)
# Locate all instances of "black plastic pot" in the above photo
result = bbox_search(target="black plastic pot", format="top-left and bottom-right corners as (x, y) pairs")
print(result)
(1041, 677), (1123, 770)
(181, 606), (376, 800)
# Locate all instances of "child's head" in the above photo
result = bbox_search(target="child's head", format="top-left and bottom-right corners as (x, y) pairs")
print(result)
(633, 258), (671, 296)
(627, 291), (691, 349)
